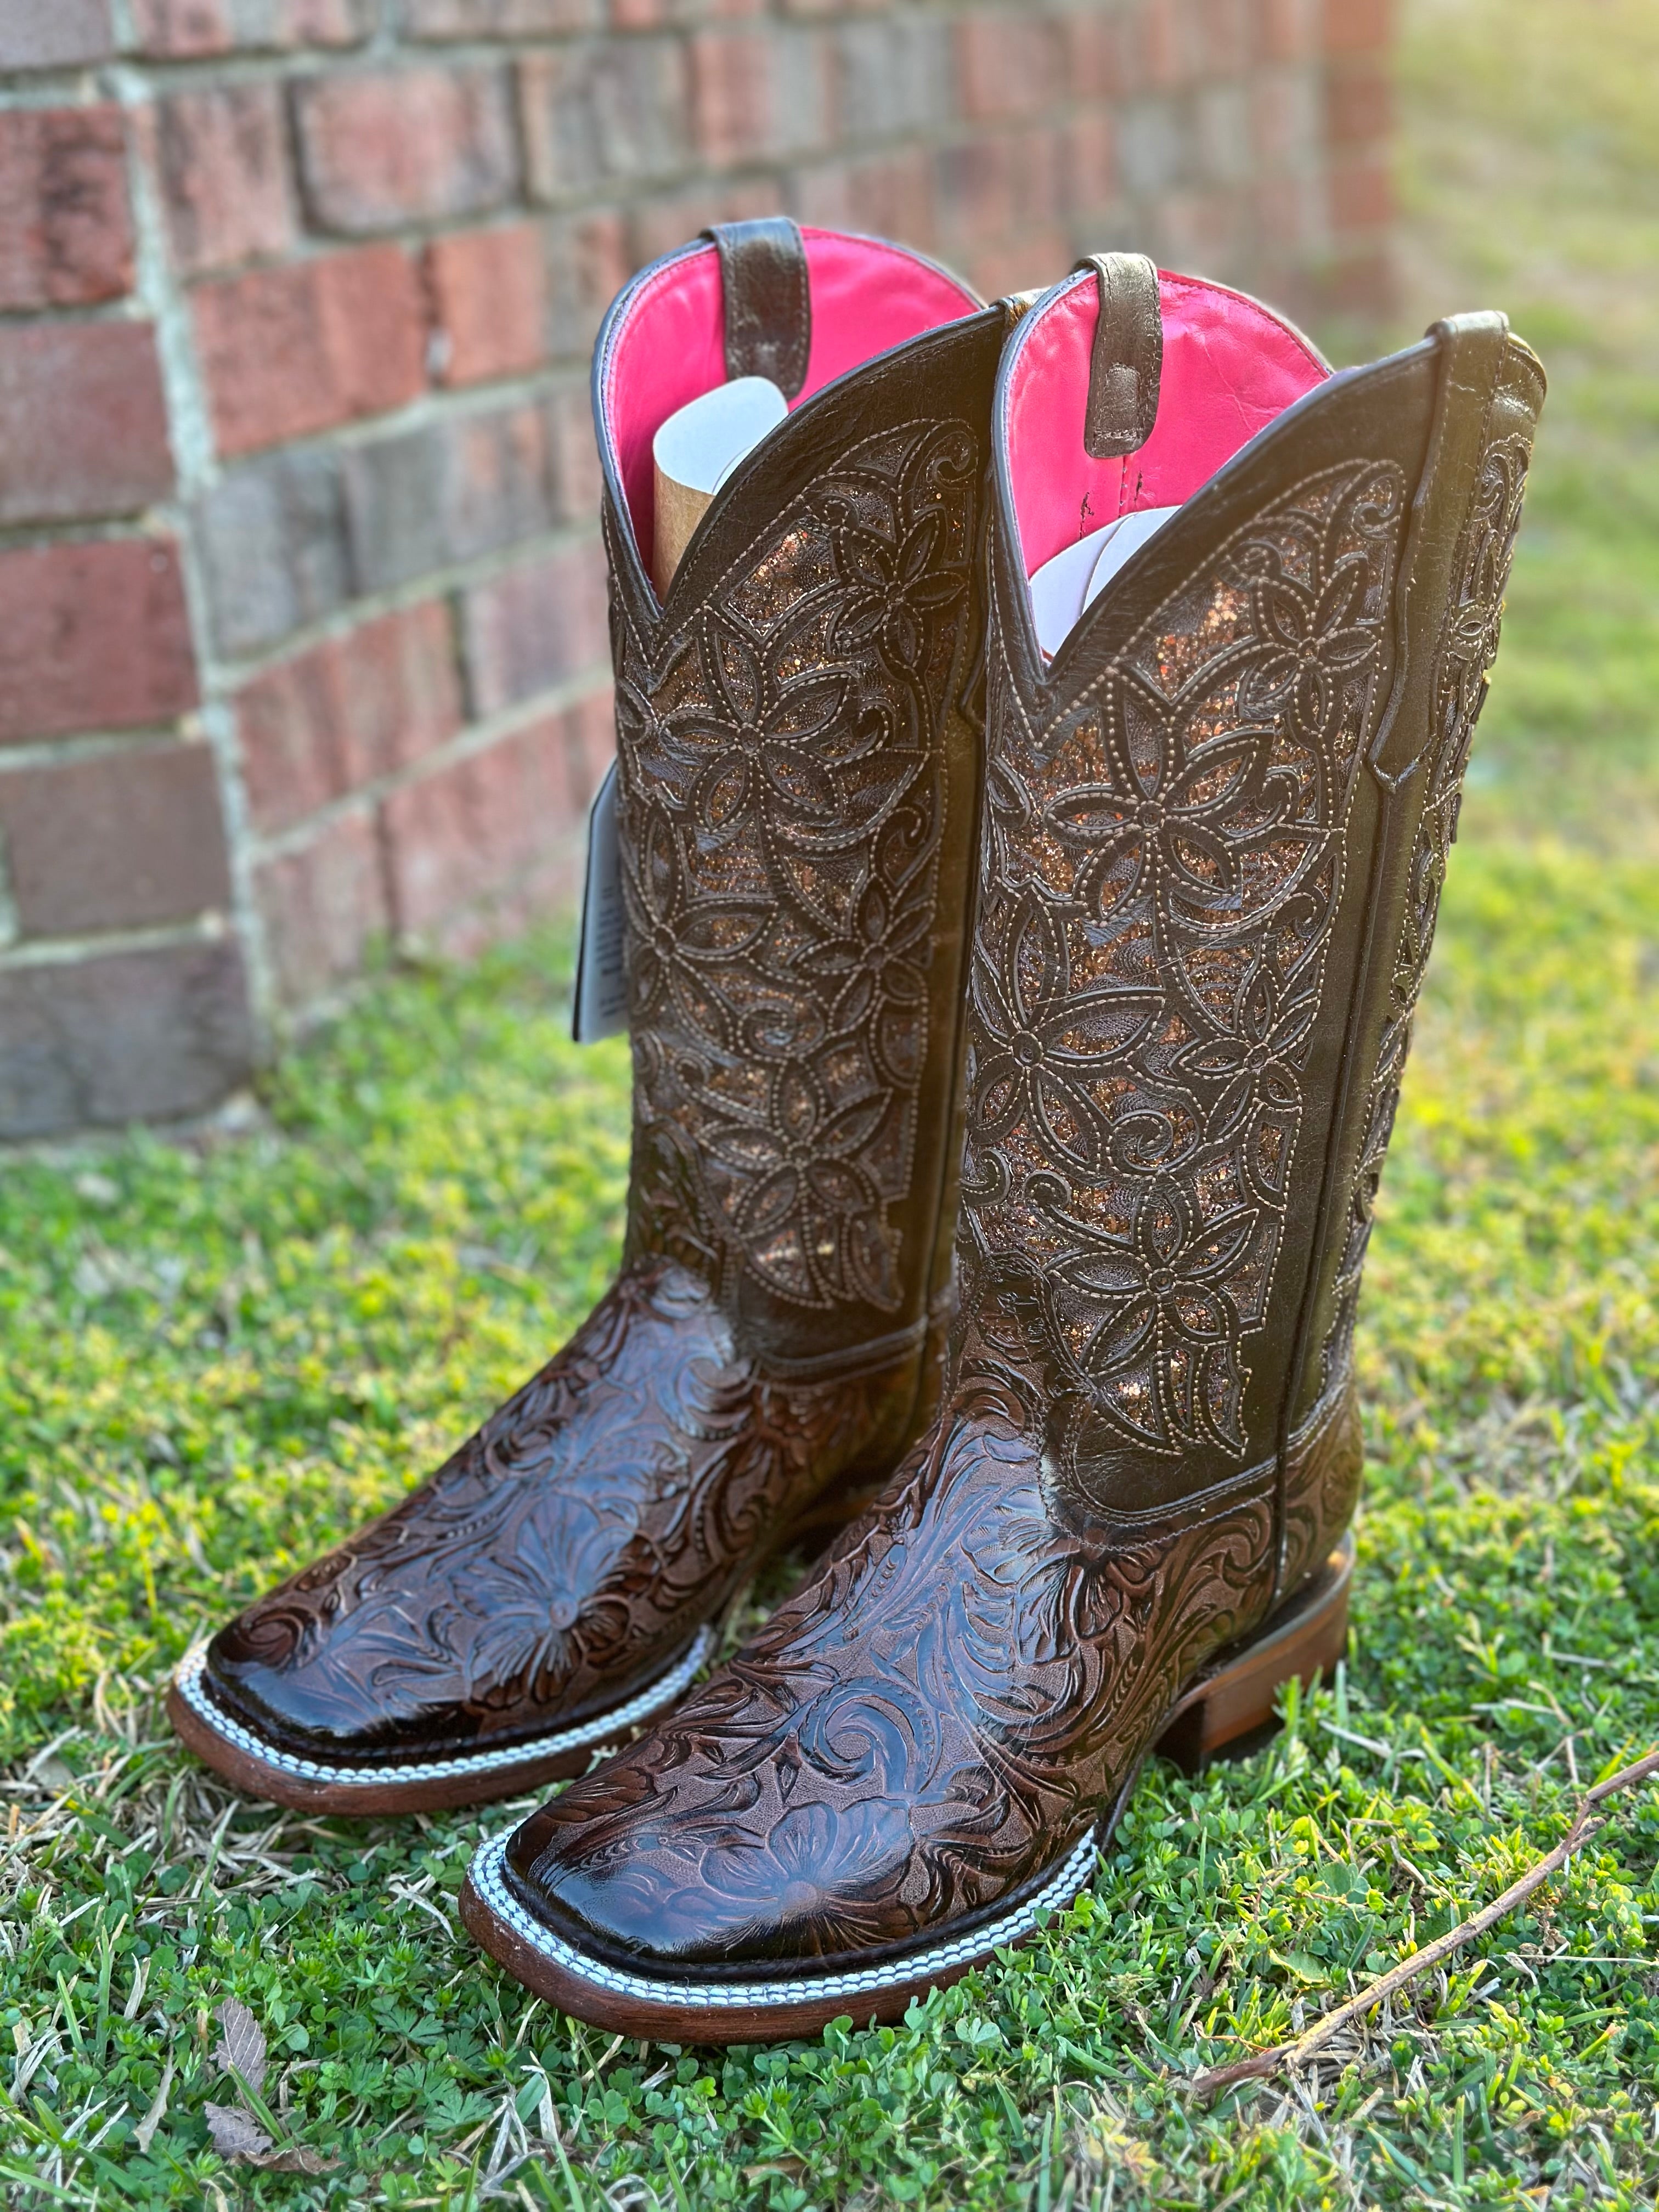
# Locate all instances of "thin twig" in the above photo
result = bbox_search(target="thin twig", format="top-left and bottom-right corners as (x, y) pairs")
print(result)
(1189, 1745), (1659, 2100)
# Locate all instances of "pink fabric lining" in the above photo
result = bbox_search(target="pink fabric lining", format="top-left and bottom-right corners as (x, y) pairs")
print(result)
(1005, 269), (1330, 579)
(601, 230), (980, 564)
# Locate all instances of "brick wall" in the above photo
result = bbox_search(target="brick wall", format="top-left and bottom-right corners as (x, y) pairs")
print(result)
(0, 0), (1394, 1140)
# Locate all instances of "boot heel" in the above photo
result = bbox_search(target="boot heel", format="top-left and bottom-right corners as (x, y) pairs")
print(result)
(1154, 1533), (1353, 1773)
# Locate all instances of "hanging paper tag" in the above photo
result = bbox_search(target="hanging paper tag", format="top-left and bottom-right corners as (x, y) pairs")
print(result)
(573, 760), (627, 1043)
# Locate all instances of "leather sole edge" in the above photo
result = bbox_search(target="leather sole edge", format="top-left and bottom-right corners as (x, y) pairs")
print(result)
(165, 1627), (716, 1816)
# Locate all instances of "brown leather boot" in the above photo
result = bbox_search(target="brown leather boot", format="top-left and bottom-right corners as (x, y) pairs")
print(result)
(461, 258), (1544, 2034)
(170, 222), (1013, 1812)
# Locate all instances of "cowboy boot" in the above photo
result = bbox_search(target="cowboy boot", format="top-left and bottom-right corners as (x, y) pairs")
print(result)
(170, 221), (1015, 1813)
(461, 258), (1544, 2033)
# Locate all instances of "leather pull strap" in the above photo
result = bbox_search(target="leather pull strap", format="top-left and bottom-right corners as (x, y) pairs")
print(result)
(1075, 252), (1163, 459)
(706, 217), (811, 399)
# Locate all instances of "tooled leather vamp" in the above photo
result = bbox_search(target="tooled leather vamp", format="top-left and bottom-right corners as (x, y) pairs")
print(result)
(503, 1398), (1279, 1970)
(201, 1261), (917, 1766)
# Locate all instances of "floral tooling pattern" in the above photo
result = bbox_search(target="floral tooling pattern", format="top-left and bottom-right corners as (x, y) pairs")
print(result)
(958, 461), (1407, 1462)
(507, 1409), (1283, 1965)
(205, 1262), (919, 1763)
(611, 419), (980, 1314)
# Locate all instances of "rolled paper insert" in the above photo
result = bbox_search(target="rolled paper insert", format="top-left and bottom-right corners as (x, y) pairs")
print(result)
(1028, 504), (1181, 658)
(652, 376), (788, 594)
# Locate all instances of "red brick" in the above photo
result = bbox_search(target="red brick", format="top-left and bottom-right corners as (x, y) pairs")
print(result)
(146, 83), (295, 279)
(0, 0), (112, 69)
(277, 0), (372, 36)
(1330, 154), (1393, 229)
(405, 0), (598, 31)
(964, 228), (1069, 304)
(0, 742), (229, 937)
(1192, 0), (1252, 76)
(1255, 172), (1314, 255)
(626, 179), (781, 265)
(1252, 70), (1304, 168)
(614, 0), (767, 22)
(932, 137), (1017, 256)
(1135, 0), (1186, 90)
(194, 243), (427, 458)
(293, 65), (518, 234)
(426, 223), (548, 388)
(0, 940), (253, 1139)
(690, 29), (826, 165)
(795, 148), (937, 253)
(1327, 57), (1394, 146)
(0, 539), (198, 747)
(462, 539), (610, 718)
(562, 682), (616, 813)
(1053, 7), (1126, 100)
(236, 600), (462, 836)
(254, 809), (389, 1005)
(546, 377), (604, 523)
(0, 323), (172, 526)
(129, 0), (233, 52)
(937, 125), (1064, 263)
(544, 207), (631, 354)
(1325, 242), (1396, 313)
(1323, 0), (1391, 55)
(343, 399), (552, 590)
(382, 713), (589, 943)
(1255, 0), (1317, 61)
(130, 0), (368, 48)
(0, 107), (132, 312)
(520, 40), (691, 202)
(1060, 109), (1118, 220)
(954, 11), (1059, 122)
(690, 30), (777, 163)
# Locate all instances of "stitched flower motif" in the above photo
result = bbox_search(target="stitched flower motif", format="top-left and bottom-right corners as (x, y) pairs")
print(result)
(701, 1063), (900, 1310)
(1052, 1173), (1257, 1450)
(1041, 681), (1306, 929)
(607, 417), (980, 1310)
(955, 458), (1408, 1468)
(625, 804), (771, 1048)
(1243, 548), (1379, 736)
(969, 890), (1163, 1170)
(1175, 952), (1319, 1143)
(678, 618), (857, 842)
(833, 507), (968, 673)
(803, 873), (931, 1058)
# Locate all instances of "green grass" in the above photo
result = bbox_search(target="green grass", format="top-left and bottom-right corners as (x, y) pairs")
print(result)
(6, 1), (1659, 2203)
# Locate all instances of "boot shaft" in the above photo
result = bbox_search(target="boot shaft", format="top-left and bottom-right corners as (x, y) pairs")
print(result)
(593, 223), (1007, 1371)
(958, 261), (1544, 1523)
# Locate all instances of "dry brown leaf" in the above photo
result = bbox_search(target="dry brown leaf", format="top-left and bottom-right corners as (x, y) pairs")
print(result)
(259, 2145), (338, 2174)
(213, 1997), (267, 2097)
(204, 2099), (337, 2174)
(204, 2102), (274, 2162)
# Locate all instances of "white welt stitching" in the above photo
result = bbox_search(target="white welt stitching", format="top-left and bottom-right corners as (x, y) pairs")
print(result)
(172, 1628), (715, 1790)
(466, 1826), (1099, 2011)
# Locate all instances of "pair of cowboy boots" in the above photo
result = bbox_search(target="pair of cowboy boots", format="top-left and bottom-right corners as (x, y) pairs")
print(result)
(171, 221), (1543, 2042)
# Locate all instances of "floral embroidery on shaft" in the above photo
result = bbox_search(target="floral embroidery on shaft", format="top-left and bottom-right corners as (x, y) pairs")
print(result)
(611, 420), (980, 1312)
(959, 461), (1408, 1458)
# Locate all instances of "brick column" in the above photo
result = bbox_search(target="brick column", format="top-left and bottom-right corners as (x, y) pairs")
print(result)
(1321, 0), (1397, 307)
(0, 0), (1394, 1141)
(0, 41), (253, 1138)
